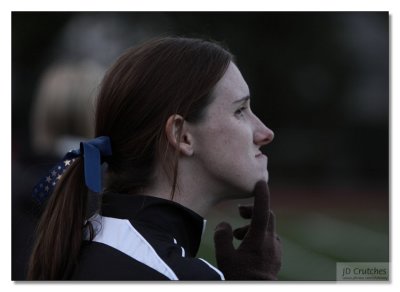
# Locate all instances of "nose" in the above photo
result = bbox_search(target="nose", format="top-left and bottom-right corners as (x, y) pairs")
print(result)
(253, 118), (274, 146)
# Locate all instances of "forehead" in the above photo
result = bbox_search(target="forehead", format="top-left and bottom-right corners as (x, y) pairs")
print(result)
(212, 62), (250, 106)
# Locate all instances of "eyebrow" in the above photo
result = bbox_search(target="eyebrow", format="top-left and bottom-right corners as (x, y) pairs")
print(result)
(232, 95), (251, 104)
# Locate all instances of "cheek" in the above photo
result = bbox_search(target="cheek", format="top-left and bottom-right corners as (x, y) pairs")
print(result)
(204, 121), (249, 156)
(199, 122), (255, 174)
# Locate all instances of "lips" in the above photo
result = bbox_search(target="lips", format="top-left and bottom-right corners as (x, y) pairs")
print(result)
(255, 151), (268, 162)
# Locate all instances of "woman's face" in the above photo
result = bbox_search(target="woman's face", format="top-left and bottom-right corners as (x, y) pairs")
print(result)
(189, 62), (274, 197)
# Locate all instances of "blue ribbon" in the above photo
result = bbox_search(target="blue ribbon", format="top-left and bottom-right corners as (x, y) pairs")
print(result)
(32, 136), (112, 204)
(79, 136), (112, 193)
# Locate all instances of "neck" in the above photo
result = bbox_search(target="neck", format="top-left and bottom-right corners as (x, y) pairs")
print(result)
(142, 161), (224, 217)
(142, 183), (218, 218)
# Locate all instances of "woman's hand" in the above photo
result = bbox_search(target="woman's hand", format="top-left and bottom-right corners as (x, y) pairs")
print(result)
(213, 180), (282, 280)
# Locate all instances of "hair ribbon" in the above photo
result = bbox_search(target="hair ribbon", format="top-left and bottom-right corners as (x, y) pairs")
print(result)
(32, 136), (112, 204)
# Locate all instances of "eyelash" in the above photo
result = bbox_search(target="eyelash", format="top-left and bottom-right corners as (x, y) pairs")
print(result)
(235, 106), (247, 116)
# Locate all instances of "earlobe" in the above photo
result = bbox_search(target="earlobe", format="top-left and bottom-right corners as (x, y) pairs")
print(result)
(165, 115), (194, 157)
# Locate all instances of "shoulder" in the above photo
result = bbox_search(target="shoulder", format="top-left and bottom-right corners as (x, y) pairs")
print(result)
(73, 215), (224, 280)
(70, 241), (169, 280)
(150, 232), (224, 280)
(169, 256), (225, 280)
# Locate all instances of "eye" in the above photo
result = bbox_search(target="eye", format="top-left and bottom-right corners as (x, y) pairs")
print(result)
(235, 106), (247, 116)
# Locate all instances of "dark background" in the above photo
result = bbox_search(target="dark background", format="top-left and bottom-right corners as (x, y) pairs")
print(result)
(12, 12), (389, 280)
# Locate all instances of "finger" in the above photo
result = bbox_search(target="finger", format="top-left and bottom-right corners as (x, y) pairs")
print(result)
(214, 222), (235, 256)
(238, 205), (253, 219)
(233, 224), (250, 240)
(267, 210), (276, 234)
(250, 181), (270, 230)
(246, 181), (270, 241)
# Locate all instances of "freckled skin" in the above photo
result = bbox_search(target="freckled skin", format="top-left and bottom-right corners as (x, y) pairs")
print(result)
(188, 62), (274, 198)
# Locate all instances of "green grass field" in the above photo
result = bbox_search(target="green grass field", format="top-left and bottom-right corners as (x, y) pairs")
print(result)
(197, 185), (389, 281)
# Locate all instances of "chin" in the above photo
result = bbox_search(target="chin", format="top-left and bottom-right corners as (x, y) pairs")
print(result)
(255, 170), (269, 184)
(220, 171), (270, 199)
(263, 172), (269, 183)
(236, 175), (269, 198)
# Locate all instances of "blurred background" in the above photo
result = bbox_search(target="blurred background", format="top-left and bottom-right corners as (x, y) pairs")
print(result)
(12, 12), (389, 281)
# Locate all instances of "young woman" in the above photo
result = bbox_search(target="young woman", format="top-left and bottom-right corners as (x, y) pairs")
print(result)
(28, 37), (282, 280)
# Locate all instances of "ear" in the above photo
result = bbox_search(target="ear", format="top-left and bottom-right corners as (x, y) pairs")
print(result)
(165, 114), (194, 156)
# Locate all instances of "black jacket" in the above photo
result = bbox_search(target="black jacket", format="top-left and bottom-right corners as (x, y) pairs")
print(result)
(70, 193), (224, 280)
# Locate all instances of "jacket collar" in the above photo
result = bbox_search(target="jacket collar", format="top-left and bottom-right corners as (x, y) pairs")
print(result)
(100, 193), (205, 257)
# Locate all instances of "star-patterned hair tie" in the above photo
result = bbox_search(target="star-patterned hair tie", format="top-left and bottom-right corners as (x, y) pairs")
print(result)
(32, 136), (112, 205)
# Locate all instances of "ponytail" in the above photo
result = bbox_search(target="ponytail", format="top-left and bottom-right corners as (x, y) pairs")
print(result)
(27, 136), (111, 280)
(27, 158), (88, 280)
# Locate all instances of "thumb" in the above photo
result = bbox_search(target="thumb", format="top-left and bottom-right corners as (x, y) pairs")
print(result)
(214, 222), (235, 257)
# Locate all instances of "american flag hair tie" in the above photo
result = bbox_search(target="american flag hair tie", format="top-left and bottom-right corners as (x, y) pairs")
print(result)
(32, 136), (112, 205)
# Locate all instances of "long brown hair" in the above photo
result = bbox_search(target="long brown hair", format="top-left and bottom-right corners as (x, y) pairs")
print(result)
(27, 37), (233, 280)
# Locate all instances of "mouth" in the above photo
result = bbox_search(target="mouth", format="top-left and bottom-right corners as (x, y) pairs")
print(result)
(255, 152), (267, 159)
